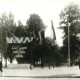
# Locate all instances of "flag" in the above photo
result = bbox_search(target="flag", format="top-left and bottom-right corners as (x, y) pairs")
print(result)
(51, 20), (56, 40)
(38, 31), (42, 44)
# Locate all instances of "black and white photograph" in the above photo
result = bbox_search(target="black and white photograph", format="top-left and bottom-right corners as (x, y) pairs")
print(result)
(0, 0), (80, 80)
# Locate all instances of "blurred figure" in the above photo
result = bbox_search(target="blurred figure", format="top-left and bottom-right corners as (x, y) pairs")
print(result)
(30, 63), (33, 69)
(0, 61), (3, 73)
(78, 58), (80, 69)
(41, 59), (44, 69)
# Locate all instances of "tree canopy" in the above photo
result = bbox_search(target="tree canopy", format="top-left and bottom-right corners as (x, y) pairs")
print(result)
(26, 14), (46, 39)
(0, 12), (60, 68)
(59, 3), (80, 65)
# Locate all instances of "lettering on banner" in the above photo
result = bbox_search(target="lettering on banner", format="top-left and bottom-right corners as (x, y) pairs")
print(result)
(6, 37), (33, 43)
(16, 54), (23, 58)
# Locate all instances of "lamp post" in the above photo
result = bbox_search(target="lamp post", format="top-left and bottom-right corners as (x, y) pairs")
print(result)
(68, 22), (70, 67)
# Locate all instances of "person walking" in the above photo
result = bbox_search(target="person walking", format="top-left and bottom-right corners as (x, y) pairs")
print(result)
(0, 61), (3, 73)
(78, 58), (80, 69)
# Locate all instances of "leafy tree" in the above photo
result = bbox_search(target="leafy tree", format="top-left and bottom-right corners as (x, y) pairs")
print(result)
(44, 37), (63, 68)
(0, 12), (8, 59)
(26, 14), (46, 38)
(59, 3), (80, 65)
(26, 14), (46, 66)
(0, 12), (17, 67)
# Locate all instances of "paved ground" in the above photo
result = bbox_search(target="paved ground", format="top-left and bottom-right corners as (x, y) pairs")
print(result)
(0, 66), (80, 78)
(0, 77), (80, 80)
(0, 65), (80, 80)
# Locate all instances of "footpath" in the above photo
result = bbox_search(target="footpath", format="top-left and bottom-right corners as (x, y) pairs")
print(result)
(0, 65), (80, 78)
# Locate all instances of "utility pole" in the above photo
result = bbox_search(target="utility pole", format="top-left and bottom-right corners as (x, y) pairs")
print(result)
(68, 22), (70, 67)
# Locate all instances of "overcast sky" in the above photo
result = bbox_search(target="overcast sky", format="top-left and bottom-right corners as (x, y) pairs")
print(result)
(0, 0), (80, 46)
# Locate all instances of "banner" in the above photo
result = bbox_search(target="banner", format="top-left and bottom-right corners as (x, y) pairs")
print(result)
(6, 37), (33, 43)
(15, 54), (23, 58)
(12, 46), (27, 54)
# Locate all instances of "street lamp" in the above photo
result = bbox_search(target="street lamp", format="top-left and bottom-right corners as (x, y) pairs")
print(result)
(68, 22), (70, 67)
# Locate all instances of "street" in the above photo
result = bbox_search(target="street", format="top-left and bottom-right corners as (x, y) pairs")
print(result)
(0, 77), (80, 80)
(0, 66), (80, 80)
